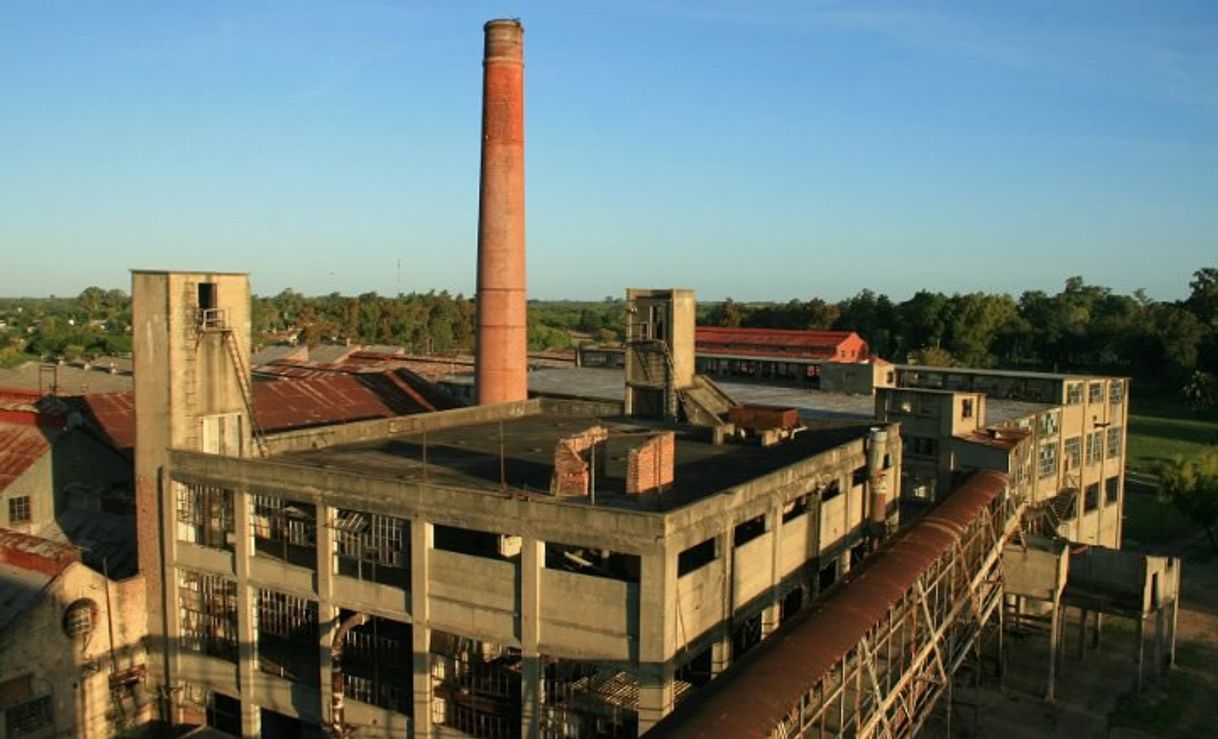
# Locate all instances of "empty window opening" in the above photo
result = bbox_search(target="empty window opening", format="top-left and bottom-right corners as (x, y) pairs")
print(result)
(435, 524), (517, 560)
(335, 510), (410, 588)
(820, 479), (842, 502)
(782, 493), (810, 523)
(256, 589), (319, 685)
(818, 560), (839, 592)
(731, 612), (763, 660)
(545, 542), (640, 582)
(196, 282), (225, 329)
(677, 537), (717, 577)
(961, 398), (974, 419)
(733, 513), (767, 548)
(176, 483), (234, 551)
(1105, 476), (1120, 505)
(179, 570), (238, 663)
(541, 657), (641, 738)
(339, 610), (412, 716)
(252, 496), (317, 568)
(1084, 483), (1100, 513)
(780, 587), (805, 624)
(674, 646), (714, 690)
(205, 691), (241, 736)
(850, 542), (868, 570)
(430, 631), (521, 739)
(851, 466), (868, 488)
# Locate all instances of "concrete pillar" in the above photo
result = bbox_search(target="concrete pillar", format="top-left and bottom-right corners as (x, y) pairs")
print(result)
(234, 490), (260, 739)
(316, 505), (337, 728)
(1078, 608), (1088, 660)
(1153, 607), (1165, 679)
(761, 506), (781, 639)
(1135, 615), (1145, 691)
(713, 527), (733, 676)
(410, 520), (434, 734)
(637, 549), (676, 734)
(1092, 612), (1103, 650)
(475, 19), (528, 405)
(520, 537), (544, 739)
(1046, 597), (1060, 701)
(1169, 567), (1181, 667)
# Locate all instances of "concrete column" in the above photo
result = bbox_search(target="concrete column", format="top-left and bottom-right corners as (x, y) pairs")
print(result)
(1046, 597), (1060, 701)
(1092, 612), (1103, 650)
(1135, 615), (1145, 691)
(713, 528), (733, 677)
(520, 537), (544, 739)
(234, 490), (260, 738)
(1153, 607), (1165, 679)
(410, 520), (434, 735)
(1078, 608), (1088, 660)
(157, 469), (183, 723)
(316, 505), (337, 727)
(637, 548), (676, 734)
(1169, 567), (1181, 667)
(761, 506), (782, 639)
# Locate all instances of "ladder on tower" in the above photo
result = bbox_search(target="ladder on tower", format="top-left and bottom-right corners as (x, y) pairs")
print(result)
(221, 328), (269, 458)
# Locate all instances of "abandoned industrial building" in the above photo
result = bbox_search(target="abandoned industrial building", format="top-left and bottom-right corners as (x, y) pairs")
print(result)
(0, 16), (1185, 739)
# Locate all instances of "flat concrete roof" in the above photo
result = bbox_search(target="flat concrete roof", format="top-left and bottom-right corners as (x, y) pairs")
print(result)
(895, 364), (1128, 382)
(280, 411), (873, 513)
(514, 367), (877, 422)
(987, 398), (1054, 425)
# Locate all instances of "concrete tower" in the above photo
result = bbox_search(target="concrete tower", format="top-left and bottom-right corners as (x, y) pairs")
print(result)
(131, 270), (255, 718)
(475, 19), (528, 405)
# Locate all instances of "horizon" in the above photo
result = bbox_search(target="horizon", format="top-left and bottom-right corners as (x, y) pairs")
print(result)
(3, 1), (1216, 302)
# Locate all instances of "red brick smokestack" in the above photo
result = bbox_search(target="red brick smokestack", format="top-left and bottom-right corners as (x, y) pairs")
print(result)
(476, 19), (527, 405)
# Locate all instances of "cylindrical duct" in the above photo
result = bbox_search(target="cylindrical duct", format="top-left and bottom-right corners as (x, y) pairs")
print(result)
(867, 427), (890, 524)
(475, 19), (528, 405)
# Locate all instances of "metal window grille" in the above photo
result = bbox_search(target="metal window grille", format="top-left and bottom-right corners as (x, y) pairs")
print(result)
(6, 695), (53, 737)
(176, 483), (234, 550)
(179, 570), (238, 662)
(1037, 443), (1057, 478)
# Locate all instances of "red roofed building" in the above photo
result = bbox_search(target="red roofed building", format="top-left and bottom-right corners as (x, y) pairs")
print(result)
(695, 326), (869, 362)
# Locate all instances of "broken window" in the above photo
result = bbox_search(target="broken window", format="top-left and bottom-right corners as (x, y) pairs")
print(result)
(335, 510), (411, 588)
(731, 612), (763, 660)
(179, 570), (238, 663)
(1107, 426), (1122, 458)
(340, 611), (412, 715)
(782, 493), (810, 523)
(1066, 382), (1083, 405)
(252, 495), (316, 568)
(1110, 380), (1125, 405)
(820, 479), (843, 501)
(176, 483), (235, 551)
(677, 537), (717, 577)
(1084, 483), (1099, 512)
(1086, 430), (1104, 465)
(961, 398), (974, 419)
(1089, 382), (1104, 404)
(431, 631), (521, 739)
(1064, 436), (1081, 471)
(1037, 443), (1057, 479)
(196, 282), (224, 329)
(541, 658), (640, 738)
(545, 542), (640, 582)
(1105, 476), (1120, 504)
(256, 589), (319, 685)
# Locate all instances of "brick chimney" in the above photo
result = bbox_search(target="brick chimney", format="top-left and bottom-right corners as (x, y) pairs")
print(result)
(475, 19), (528, 405)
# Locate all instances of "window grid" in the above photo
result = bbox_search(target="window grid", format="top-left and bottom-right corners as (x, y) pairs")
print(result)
(176, 483), (235, 550)
(8, 495), (31, 524)
(179, 570), (238, 663)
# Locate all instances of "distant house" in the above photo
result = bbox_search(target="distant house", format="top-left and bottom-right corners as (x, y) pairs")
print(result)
(694, 326), (869, 362)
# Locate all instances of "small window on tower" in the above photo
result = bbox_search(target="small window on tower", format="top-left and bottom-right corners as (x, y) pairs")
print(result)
(197, 282), (222, 329)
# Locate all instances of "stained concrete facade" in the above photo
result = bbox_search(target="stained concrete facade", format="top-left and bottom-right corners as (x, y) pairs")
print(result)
(0, 543), (148, 739)
(131, 270), (254, 719)
(878, 367), (1130, 548)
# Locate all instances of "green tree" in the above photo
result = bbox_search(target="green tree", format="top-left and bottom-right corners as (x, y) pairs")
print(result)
(1157, 450), (1218, 549)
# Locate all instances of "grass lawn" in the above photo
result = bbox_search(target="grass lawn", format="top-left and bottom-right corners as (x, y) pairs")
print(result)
(1108, 641), (1218, 738)
(1122, 487), (1195, 545)
(1126, 393), (1218, 474)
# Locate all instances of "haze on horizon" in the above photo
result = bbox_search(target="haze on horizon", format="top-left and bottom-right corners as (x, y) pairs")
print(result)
(2, 1), (1215, 303)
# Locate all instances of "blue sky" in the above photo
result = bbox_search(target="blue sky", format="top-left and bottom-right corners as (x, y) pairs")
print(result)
(2, 1), (1215, 301)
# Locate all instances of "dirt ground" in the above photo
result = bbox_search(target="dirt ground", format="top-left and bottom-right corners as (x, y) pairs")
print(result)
(928, 539), (1218, 739)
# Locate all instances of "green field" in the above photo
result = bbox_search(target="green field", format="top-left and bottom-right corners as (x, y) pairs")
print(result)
(1126, 394), (1218, 474)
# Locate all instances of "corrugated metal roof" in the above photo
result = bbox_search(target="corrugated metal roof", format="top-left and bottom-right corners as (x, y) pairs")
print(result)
(648, 470), (1008, 739)
(75, 392), (136, 452)
(0, 421), (52, 490)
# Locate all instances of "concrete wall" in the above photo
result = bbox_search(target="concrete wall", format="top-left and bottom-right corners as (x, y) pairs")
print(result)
(0, 565), (147, 739)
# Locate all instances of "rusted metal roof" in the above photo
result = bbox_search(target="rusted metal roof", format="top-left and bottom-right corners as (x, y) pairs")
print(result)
(0, 420), (52, 491)
(696, 327), (866, 361)
(956, 427), (1031, 451)
(72, 370), (453, 454)
(648, 470), (1008, 739)
(74, 391), (137, 452)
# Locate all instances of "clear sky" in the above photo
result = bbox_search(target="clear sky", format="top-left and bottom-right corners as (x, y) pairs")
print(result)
(2, 1), (1215, 302)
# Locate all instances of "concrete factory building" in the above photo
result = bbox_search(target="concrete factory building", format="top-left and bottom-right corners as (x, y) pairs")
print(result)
(132, 268), (901, 738)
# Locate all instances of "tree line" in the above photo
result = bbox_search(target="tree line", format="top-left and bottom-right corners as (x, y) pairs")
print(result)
(3, 270), (1215, 403)
(703, 270), (1218, 399)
